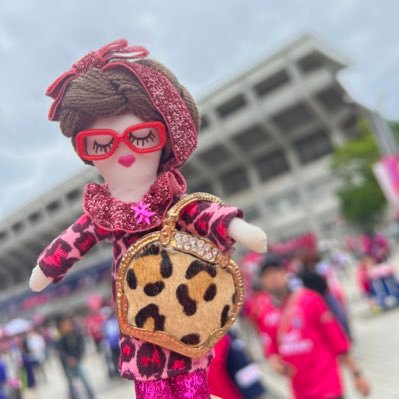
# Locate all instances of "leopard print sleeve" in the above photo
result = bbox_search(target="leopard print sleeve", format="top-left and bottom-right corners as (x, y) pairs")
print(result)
(37, 214), (111, 283)
(177, 200), (243, 253)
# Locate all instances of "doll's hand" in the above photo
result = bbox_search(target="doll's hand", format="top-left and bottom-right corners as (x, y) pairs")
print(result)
(227, 218), (267, 253)
(29, 265), (53, 292)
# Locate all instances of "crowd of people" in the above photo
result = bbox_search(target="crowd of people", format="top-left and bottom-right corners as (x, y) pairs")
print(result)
(354, 232), (399, 310)
(0, 326), (50, 399)
(0, 303), (120, 399)
(218, 229), (398, 399)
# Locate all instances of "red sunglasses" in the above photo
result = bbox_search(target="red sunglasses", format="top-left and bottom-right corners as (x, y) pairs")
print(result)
(75, 121), (167, 161)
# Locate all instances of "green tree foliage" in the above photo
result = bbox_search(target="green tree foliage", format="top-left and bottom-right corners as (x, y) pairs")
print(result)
(390, 120), (399, 146)
(331, 118), (386, 232)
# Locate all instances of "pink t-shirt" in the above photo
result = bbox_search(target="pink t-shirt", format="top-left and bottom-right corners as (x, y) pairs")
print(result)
(253, 289), (350, 399)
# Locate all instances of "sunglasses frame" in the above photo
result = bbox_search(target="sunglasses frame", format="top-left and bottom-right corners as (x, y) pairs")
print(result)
(75, 121), (167, 161)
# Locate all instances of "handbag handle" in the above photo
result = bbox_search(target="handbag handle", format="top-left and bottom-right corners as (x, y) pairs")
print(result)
(159, 192), (225, 246)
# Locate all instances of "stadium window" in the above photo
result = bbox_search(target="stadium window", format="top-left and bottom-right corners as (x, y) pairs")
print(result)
(0, 230), (8, 242)
(243, 205), (261, 222)
(180, 163), (199, 179)
(316, 86), (345, 112)
(66, 188), (81, 202)
(271, 102), (315, 133)
(216, 94), (247, 119)
(11, 221), (25, 233)
(28, 211), (43, 224)
(200, 114), (210, 131)
(232, 124), (269, 153)
(221, 167), (250, 196)
(266, 189), (300, 213)
(306, 176), (335, 199)
(46, 200), (61, 213)
(253, 149), (290, 182)
(253, 69), (290, 98)
(297, 51), (325, 74)
(190, 181), (215, 194)
(294, 128), (334, 164)
(198, 145), (233, 168)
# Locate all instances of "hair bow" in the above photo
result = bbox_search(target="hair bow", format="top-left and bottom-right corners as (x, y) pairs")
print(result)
(46, 39), (149, 120)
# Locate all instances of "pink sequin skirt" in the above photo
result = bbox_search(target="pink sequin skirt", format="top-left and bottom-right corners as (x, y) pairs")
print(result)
(134, 369), (210, 399)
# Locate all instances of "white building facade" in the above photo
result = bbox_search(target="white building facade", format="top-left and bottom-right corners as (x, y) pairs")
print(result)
(186, 34), (365, 240)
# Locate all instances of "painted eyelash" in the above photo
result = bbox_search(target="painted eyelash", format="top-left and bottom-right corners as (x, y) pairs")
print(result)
(129, 130), (156, 146)
(93, 138), (114, 154)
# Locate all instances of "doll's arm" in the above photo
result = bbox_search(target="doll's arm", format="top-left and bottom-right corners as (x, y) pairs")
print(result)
(29, 214), (110, 292)
(178, 200), (266, 254)
(30, 266), (53, 292)
(227, 217), (267, 253)
(178, 200), (242, 253)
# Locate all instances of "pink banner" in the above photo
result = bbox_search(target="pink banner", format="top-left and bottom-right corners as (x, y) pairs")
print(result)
(373, 154), (399, 207)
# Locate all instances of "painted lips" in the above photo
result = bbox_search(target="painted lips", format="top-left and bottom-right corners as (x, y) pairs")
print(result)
(118, 155), (136, 167)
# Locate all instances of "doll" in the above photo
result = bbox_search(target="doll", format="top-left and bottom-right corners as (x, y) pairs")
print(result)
(29, 39), (266, 399)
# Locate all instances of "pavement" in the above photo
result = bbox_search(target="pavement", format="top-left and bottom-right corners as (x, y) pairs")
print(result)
(26, 255), (399, 399)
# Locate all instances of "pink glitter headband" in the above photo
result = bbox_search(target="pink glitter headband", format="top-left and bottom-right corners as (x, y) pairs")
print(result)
(46, 39), (198, 169)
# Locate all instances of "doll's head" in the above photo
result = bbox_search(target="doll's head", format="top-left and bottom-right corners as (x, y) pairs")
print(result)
(46, 40), (200, 179)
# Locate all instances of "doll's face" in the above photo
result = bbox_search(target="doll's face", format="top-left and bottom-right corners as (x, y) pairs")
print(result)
(83, 113), (163, 185)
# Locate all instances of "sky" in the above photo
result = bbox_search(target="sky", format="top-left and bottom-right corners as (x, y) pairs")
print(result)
(1, 0), (399, 218)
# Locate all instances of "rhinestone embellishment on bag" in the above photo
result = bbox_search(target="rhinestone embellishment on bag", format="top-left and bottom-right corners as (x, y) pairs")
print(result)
(174, 232), (220, 263)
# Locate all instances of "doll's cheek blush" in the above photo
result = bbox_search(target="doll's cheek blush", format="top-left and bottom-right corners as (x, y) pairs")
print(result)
(118, 155), (136, 167)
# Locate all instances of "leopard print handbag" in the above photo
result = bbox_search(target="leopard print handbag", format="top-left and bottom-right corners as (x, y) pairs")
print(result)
(115, 192), (244, 358)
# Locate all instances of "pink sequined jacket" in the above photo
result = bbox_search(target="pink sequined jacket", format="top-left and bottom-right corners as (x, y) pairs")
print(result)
(37, 182), (242, 382)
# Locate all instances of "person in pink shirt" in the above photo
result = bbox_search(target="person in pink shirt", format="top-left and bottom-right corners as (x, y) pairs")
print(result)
(252, 254), (370, 399)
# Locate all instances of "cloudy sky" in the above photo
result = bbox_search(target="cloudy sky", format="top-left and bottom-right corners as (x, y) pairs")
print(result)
(1, 0), (399, 218)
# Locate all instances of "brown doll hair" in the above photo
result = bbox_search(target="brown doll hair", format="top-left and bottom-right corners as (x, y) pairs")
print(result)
(58, 60), (200, 166)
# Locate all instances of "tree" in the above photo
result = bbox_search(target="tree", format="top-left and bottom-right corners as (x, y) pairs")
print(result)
(390, 120), (399, 146)
(331, 118), (386, 232)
